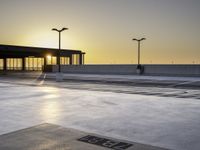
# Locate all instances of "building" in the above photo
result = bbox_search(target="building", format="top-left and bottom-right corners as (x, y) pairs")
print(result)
(0, 44), (85, 71)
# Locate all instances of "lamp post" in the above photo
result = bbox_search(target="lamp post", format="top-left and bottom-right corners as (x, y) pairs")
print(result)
(132, 38), (146, 74)
(52, 27), (68, 72)
(132, 38), (146, 66)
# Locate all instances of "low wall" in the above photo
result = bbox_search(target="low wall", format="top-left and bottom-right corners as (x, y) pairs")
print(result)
(143, 65), (200, 76)
(49, 64), (200, 77)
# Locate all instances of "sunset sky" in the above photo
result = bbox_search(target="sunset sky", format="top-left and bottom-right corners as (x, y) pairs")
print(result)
(0, 0), (200, 64)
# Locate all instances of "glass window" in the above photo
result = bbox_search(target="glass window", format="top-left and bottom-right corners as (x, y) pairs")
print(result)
(0, 59), (3, 70)
(6, 58), (22, 70)
(25, 57), (44, 71)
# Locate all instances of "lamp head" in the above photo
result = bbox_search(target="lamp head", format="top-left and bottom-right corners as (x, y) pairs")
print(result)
(52, 28), (58, 32)
(140, 38), (146, 41)
(52, 27), (68, 32)
(133, 38), (146, 41)
(61, 27), (68, 31)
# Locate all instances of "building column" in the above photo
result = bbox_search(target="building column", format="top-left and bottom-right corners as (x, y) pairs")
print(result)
(22, 57), (25, 71)
(79, 53), (83, 65)
(3, 58), (6, 71)
(43, 56), (47, 71)
(69, 55), (73, 65)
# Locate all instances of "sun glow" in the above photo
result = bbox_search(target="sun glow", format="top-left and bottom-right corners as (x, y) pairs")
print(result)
(46, 55), (52, 60)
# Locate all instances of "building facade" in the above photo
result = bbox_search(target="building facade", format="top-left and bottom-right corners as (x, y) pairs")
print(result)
(0, 44), (85, 71)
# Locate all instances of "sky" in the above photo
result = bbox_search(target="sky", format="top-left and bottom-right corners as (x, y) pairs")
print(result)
(0, 0), (200, 64)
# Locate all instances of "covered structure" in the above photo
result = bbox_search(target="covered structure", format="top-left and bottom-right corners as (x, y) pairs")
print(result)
(0, 44), (85, 71)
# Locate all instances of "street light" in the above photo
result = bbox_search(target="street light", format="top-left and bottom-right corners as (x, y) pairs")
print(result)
(132, 38), (146, 66)
(52, 27), (68, 73)
(132, 38), (146, 74)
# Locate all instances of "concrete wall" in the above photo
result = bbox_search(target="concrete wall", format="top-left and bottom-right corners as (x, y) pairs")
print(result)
(49, 64), (200, 77)
(143, 65), (200, 76)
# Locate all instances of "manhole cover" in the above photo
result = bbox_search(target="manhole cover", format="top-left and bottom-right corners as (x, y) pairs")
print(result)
(78, 135), (133, 150)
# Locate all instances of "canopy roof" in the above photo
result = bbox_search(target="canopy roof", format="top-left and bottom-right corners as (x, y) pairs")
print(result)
(0, 44), (85, 58)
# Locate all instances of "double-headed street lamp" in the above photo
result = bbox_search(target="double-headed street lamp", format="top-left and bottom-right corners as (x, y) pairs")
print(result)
(52, 27), (68, 72)
(132, 38), (146, 66)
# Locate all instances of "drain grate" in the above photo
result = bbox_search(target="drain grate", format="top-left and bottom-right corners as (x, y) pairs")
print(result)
(78, 135), (133, 150)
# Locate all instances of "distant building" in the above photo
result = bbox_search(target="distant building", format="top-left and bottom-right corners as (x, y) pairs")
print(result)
(0, 44), (85, 71)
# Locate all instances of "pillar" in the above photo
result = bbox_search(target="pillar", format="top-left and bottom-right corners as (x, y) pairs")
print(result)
(22, 57), (25, 71)
(79, 53), (83, 65)
(43, 56), (47, 71)
(69, 55), (73, 65)
(3, 58), (6, 71)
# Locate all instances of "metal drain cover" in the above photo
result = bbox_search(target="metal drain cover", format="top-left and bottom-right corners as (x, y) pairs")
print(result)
(78, 135), (133, 150)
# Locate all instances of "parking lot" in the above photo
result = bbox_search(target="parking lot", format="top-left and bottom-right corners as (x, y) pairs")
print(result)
(0, 76), (200, 150)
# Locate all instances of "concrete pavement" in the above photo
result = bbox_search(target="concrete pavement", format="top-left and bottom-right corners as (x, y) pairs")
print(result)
(0, 123), (168, 150)
(0, 79), (200, 150)
(1, 72), (200, 89)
